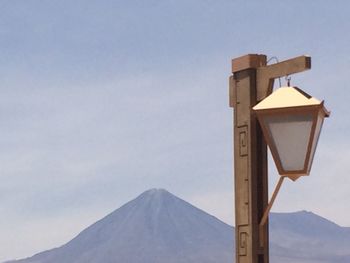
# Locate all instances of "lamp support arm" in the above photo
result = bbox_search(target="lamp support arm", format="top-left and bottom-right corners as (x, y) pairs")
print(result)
(259, 176), (286, 246)
(259, 176), (286, 227)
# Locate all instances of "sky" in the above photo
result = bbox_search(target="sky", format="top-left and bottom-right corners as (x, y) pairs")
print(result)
(1, 0), (350, 261)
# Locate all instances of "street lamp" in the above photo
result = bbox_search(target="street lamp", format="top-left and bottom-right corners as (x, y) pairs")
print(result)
(252, 86), (330, 241)
(229, 54), (330, 263)
(253, 86), (330, 181)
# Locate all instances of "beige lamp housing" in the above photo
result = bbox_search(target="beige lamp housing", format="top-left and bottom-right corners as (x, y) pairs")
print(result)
(253, 87), (330, 181)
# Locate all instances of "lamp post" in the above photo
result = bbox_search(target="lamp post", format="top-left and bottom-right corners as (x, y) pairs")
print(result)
(229, 54), (329, 263)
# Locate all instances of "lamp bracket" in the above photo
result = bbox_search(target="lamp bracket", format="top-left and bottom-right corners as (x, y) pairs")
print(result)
(256, 55), (311, 101)
(259, 176), (286, 247)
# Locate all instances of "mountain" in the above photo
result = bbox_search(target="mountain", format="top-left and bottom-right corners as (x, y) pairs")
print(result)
(270, 211), (350, 263)
(6, 189), (234, 263)
(5, 189), (350, 263)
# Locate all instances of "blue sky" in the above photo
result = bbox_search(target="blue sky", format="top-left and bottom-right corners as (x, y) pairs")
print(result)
(1, 0), (350, 261)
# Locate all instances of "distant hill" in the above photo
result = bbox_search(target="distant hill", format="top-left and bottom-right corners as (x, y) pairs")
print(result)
(5, 189), (350, 263)
(270, 211), (350, 263)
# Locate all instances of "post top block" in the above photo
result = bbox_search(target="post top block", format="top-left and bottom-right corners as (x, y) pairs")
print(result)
(232, 54), (267, 73)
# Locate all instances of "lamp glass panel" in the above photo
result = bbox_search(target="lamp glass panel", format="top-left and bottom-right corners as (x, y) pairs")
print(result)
(264, 113), (313, 171)
(307, 114), (324, 172)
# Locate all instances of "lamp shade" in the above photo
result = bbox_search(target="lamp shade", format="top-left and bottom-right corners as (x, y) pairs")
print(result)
(253, 87), (330, 181)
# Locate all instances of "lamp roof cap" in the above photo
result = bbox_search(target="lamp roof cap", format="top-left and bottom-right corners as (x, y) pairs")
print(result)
(253, 86), (324, 111)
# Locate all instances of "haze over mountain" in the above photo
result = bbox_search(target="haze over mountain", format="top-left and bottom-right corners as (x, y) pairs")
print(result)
(5, 189), (350, 263)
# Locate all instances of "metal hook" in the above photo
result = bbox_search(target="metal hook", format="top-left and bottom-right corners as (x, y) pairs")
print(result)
(286, 75), (291, 87)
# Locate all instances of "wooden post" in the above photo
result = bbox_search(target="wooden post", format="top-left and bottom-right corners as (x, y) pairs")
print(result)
(230, 54), (269, 263)
(229, 54), (311, 263)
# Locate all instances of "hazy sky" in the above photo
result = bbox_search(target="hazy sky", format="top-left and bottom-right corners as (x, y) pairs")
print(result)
(1, 0), (350, 261)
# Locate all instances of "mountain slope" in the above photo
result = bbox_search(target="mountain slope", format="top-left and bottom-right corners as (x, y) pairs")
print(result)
(8, 189), (234, 263)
